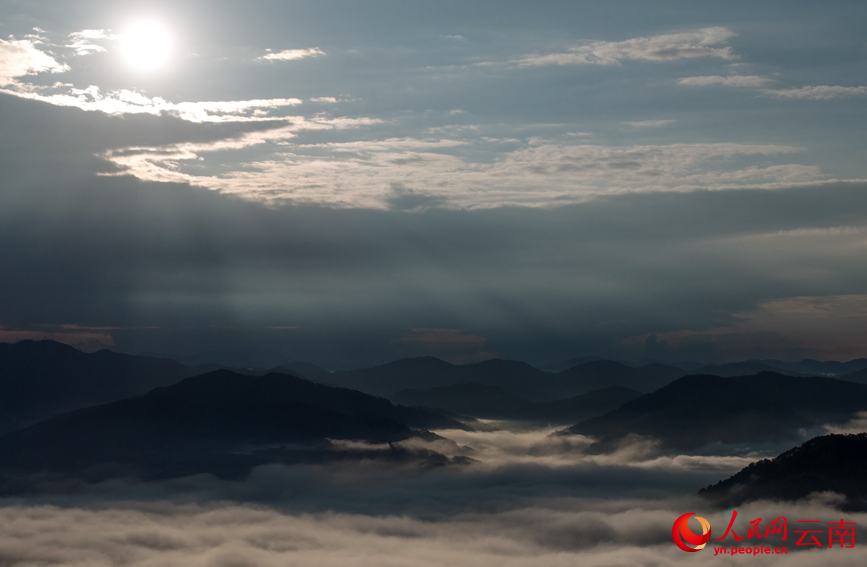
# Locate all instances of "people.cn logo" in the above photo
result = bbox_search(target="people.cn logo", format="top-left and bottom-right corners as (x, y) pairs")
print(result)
(672, 513), (712, 552)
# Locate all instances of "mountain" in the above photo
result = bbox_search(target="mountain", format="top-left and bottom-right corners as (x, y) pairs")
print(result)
(840, 368), (867, 385)
(0, 369), (466, 489)
(147, 347), (294, 369)
(551, 361), (683, 398)
(759, 358), (867, 377)
(544, 356), (605, 372)
(326, 357), (551, 399)
(565, 372), (867, 450)
(514, 387), (643, 423)
(0, 340), (214, 424)
(325, 357), (685, 401)
(391, 383), (642, 423)
(268, 361), (335, 384)
(693, 361), (799, 377)
(699, 434), (867, 509)
(392, 383), (530, 416)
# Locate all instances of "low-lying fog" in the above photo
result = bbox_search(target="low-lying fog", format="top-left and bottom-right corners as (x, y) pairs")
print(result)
(2, 424), (864, 566)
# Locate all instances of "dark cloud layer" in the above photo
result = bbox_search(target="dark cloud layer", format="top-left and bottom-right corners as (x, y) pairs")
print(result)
(3, 93), (867, 365)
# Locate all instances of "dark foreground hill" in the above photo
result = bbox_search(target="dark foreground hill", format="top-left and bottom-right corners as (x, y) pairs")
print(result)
(325, 357), (685, 401)
(0, 370), (467, 492)
(392, 383), (642, 423)
(700, 434), (867, 509)
(0, 340), (212, 425)
(565, 373), (867, 450)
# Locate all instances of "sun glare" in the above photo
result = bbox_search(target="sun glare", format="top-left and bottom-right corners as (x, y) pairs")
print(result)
(123, 22), (171, 70)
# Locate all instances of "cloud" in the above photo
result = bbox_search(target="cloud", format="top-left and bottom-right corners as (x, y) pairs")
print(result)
(0, 38), (69, 86)
(310, 97), (338, 103)
(628, 294), (867, 362)
(509, 27), (736, 67)
(5, 92), (867, 365)
(260, 48), (326, 61)
(67, 29), (119, 56)
(824, 411), (867, 435)
(678, 75), (773, 87)
(0, 423), (864, 567)
(1, 496), (864, 567)
(101, 136), (829, 208)
(764, 85), (867, 100)
(2, 84), (304, 123)
(622, 120), (675, 128)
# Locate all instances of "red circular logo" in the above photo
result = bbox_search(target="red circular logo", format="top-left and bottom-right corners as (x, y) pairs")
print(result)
(672, 513), (712, 552)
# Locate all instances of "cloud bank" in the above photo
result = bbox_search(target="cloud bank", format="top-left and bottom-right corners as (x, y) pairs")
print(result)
(0, 425), (865, 567)
(103, 138), (827, 208)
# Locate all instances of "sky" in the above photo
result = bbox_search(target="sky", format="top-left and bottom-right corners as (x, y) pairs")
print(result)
(1, 0), (867, 367)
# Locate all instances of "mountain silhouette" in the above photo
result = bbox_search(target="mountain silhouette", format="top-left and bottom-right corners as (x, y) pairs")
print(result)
(516, 386), (643, 422)
(840, 367), (867, 385)
(758, 358), (867, 377)
(0, 340), (212, 424)
(268, 361), (336, 384)
(699, 434), (867, 509)
(565, 372), (867, 450)
(552, 361), (683, 398)
(392, 383), (641, 423)
(0, 369), (465, 490)
(324, 357), (685, 401)
(693, 361), (801, 377)
(392, 383), (530, 416)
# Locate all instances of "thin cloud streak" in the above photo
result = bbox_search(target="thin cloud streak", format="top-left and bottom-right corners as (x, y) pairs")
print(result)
(66, 29), (118, 56)
(764, 85), (867, 99)
(679, 75), (773, 87)
(260, 48), (326, 61)
(1, 84), (304, 123)
(622, 120), (676, 128)
(508, 27), (736, 67)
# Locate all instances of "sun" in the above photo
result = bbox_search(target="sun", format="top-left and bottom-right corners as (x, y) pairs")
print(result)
(123, 22), (171, 70)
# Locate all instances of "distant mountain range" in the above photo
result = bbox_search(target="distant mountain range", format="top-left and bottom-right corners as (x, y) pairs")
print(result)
(305, 357), (867, 402)
(0, 340), (213, 425)
(700, 434), (867, 509)
(391, 383), (642, 423)
(0, 369), (466, 491)
(565, 373), (867, 450)
(4, 339), (867, 445)
(318, 357), (686, 401)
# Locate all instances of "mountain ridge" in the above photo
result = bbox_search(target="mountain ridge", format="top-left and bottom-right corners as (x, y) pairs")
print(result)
(565, 372), (867, 450)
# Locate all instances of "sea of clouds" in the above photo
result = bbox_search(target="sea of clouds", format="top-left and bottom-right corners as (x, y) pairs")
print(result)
(1, 425), (865, 566)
